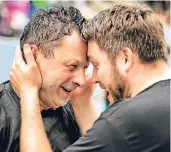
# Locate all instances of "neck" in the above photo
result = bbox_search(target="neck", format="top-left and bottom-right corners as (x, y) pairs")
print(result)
(39, 100), (54, 111)
(129, 60), (170, 97)
(12, 85), (49, 112)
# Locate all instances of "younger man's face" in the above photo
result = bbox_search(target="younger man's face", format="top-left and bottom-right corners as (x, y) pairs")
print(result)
(88, 41), (125, 104)
(36, 30), (88, 109)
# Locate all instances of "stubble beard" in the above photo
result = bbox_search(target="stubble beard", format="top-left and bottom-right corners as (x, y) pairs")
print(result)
(108, 66), (130, 103)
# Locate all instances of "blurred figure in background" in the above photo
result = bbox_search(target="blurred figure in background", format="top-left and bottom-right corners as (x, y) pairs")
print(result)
(0, 1), (30, 36)
(29, 0), (53, 19)
(147, 1), (170, 65)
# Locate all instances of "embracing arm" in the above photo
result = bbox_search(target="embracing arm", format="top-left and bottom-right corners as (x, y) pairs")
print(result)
(70, 77), (100, 136)
(10, 45), (52, 152)
(72, 99), (99, 136)
(20, 90), (52, 152)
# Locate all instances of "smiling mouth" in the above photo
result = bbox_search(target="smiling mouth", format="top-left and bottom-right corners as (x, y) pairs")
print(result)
(61, 86), (72, 93)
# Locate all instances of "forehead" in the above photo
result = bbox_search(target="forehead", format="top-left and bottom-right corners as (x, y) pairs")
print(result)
(87, 41), (102, 60)
(87, 41), (112, 66)
(54, 30), (88, 62)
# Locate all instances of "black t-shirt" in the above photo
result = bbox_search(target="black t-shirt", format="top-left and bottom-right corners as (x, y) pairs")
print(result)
(0, 81), (81, 152)
(64, 79), (170, 152)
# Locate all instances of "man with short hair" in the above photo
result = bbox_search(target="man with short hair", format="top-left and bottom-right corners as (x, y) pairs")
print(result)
(11, 3), (170, 152)
(0, 5), (98, 152)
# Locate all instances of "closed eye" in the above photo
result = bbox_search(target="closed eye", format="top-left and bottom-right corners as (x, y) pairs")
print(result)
(68, 65), (77, 71)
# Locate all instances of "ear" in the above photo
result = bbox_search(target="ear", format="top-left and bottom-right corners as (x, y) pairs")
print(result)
(30, 44), (42, 68)
(116, 47), (133, 74)
(122, 47), (134, 72)
(30, 44), (38, 59)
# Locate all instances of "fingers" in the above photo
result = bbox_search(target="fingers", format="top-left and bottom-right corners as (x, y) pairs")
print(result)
(77, 74), (96, 91)
(11, 46), (24, 83)
(85, 74), (94, 86)
(14, 46), (24, 65)
(10, 69), (20, 96)
(10, 44), (42, 97)
(23, 44), (36, 65)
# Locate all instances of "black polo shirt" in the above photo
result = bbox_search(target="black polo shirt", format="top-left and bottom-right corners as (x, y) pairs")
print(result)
(0, 81), (81, 152)
(64, 79), (170, 152)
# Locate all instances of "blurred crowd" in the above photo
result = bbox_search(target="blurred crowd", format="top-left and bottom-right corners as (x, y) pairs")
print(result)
(0, 0), (170, 112)
(0, 1), (52, 37)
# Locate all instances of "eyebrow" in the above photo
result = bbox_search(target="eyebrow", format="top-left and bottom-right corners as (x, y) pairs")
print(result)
(65, 59), (89, 68)
(65, 60), (79, 64)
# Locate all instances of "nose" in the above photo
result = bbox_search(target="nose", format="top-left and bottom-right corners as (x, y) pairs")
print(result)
(92, 68), (98, 83)
(73, 69), (86, 88)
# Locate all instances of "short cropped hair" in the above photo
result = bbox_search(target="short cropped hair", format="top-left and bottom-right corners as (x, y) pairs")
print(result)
(20, 5), (86, 58)
(82, 3), (168, 63)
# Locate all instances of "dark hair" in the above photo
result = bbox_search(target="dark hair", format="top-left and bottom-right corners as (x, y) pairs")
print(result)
(20, 5), (86, 59)
(82, 3), (168, 63)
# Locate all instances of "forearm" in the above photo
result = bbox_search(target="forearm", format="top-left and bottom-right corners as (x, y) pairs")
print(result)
(20, 90), (52, 152)
(72, 100), (100, 135)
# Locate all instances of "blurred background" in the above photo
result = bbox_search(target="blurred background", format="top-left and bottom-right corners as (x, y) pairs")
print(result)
(0, 0), (170, 113)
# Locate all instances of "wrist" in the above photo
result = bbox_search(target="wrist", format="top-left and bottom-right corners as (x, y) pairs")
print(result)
(20, 88), (39, 108)
(20, 88), (39, 98)
(72, 99), (94, 113)
(72, 98), (93, 108)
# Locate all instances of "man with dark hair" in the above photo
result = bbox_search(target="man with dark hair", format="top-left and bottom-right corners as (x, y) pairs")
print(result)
(0, 5), (98, 152)
(10, 3), (170, 152)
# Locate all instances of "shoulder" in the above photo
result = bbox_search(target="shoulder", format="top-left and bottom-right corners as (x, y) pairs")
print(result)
(0, 80), (19, 106)
(0, 80), (12, 97)
(103, 97), (169, 129)
(0, 81), (6, 96)
(0, 81), (21, 149)
(0, 82), (7, 132)
(0, 81), (8, 109)
(97, 85), (170, 151)
(101, 83), (170, 130)
(102, 81), (170, 124)
(0, 81), (20, 122)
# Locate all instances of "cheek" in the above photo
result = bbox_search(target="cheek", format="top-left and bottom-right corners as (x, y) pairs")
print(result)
(40, 70), (61, 91)
(41, 66), (74, 92)
(98, 67), (105, 75)
(59, 71), (74, 83)
(98, 66), (111, 83)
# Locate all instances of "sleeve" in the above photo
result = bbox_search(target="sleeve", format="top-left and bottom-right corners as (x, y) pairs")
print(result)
(63, 117), (131, 152)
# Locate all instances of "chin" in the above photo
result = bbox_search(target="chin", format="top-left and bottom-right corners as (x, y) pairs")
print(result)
(54, 98), (69, 108)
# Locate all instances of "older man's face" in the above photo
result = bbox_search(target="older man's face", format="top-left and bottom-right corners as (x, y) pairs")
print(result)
(88, 41), (125, 104)
(36, 30), (88, 109)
